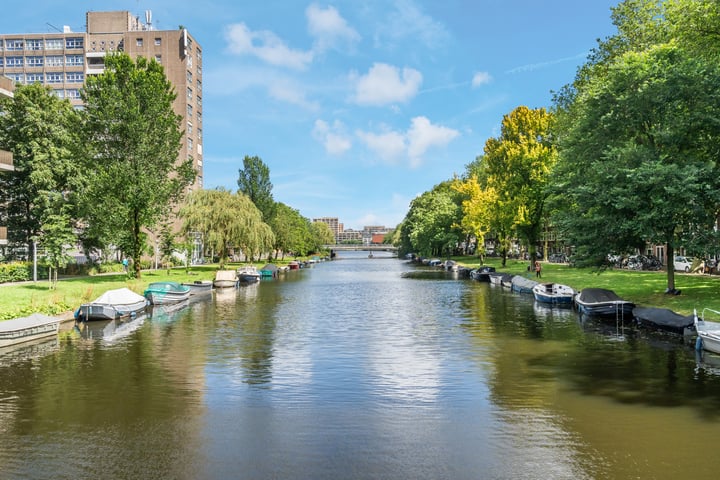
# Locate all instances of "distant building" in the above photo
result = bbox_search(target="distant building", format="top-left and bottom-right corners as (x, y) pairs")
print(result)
(0, 10), (203, 190)
(313, 217), (343, 240)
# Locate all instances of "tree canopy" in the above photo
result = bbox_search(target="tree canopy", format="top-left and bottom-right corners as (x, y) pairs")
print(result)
(237, 155), (275, 222)
(552, 0), (720, 289)
(74, 53), (195, 278)
(181, 188), (273, 268)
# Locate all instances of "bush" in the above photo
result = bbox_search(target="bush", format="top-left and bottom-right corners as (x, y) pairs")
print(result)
(0, 261), (49, 283)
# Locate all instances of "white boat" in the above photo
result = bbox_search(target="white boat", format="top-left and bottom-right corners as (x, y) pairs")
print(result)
(0, 313), (60, 348)
(213, 270), (238, 288)
(75, 288), (147, 321)
(694, 308), (720, 355)
(532, 283), (576, 305)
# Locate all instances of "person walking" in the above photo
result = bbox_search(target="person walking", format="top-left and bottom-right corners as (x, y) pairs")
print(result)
(535, 260), (542, 278)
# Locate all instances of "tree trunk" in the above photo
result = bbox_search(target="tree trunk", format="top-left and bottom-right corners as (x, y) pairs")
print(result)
(666, 243), (675, 291)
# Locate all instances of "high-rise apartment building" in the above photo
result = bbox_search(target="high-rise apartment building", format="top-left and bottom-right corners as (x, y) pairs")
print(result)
(0, 10), (203, 189)
(0, 75), (13, 249)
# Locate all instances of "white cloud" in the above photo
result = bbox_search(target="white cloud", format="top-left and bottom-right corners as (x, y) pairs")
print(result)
(376, 0), (449, 49)
(351, 63), (422, 106)
(406, 116), (460, 166)
(356, 116), (459, 167)
(224, 22), (313, 70)
(313, 119), (352, 155)
(268, 80), (319, 111)
(355, 129), (407, 162)
(472, 71), (492, 87)
(306, 3), (360, 52)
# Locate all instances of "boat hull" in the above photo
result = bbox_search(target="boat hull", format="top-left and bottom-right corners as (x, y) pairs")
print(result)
(575, 288), (634, 318)
(182, 280), (213, 294)
(0, 314), (60, 348)
(532, 283), (575, 305)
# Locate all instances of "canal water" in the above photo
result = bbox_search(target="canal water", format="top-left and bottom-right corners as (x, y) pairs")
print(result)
(1, 251), (720, 479)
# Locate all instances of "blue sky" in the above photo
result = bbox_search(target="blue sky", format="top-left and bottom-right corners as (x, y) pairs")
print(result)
(3, 1), (619, 230)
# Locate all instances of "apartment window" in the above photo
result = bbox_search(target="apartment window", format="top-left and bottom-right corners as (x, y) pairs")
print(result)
(187, 104), (193, 116)
(45, 55), (63, 67)
(197, 176), (203, 188)
(26, 39), (43, 51)
(154, 54), (162, 64)
(136, 38), (143, 47)
(54, 89), (65, 99)
(66, 72), (84, 83)
(26, 73), (43, 83)
(187, 121), (193, 135)
(197, 128), (202, 141)
(66, 89), (81, 99)
(65, 37), (83, 49)
(26, 56), (44, 67)
(45, 38), (63, 50)
(46, 72), (63, 84)
(186, 70), (192, 83)
(5, 39), (23, 51)
(197, 79), (202, 91)
(0, 40), (3, 52)
(187, 87), (192, 100)
(187, 55), (192, 69)
(154, 38), (161, 46)
(197, 95), (202, 107)
(5, 56), (23, 67)
(187, 138), (193, 152)
(65, 55), (83, 66)
(0, 58), (3, 67)
(197, 49), (202, 62)
(5, 73), (22, 83)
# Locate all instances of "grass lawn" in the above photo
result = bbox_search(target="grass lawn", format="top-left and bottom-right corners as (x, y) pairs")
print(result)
(0, 263), (245, 321)
(455, 256), (720, 316)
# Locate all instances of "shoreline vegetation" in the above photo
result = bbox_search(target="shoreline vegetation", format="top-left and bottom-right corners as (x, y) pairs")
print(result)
(2, 256), (720, 322)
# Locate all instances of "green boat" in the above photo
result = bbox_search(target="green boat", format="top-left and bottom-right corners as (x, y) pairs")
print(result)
(143, 281), (191, 305)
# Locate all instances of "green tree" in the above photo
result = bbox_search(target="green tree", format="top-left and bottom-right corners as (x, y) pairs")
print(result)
(267, 202), (306, 260)
(237, 155), (275, 222)
(39, 192), (77, 289)
(552, 42), (720, 290)
(400, 181), (463, 257)
(75, 53), (195, 279)
(310, 221), (335, 250)
(180, 188), (273, 268)
(0, 83), (79, 257)
(482, 106), (557, 264)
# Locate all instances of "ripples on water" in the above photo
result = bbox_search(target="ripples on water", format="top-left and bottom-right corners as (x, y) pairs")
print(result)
(2, 252), (720, 479)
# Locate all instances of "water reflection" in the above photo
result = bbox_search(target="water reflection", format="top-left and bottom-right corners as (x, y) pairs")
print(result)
(3, 254), (720, 479)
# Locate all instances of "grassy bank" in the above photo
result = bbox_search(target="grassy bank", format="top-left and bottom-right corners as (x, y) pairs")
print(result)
(3, 257), (720, 321)
(456, 256), (720, 316)
(0, 265), (218, 320)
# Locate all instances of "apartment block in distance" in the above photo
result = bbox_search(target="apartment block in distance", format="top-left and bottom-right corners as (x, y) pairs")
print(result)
(0, 10), (203, 189)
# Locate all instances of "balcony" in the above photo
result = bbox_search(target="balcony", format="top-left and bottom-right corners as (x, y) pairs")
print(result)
(0, 149), (13, 172)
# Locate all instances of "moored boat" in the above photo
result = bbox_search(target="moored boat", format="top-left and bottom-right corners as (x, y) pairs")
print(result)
(471, 266), (495, 282)
(574, 288), (634, 318)
(75, 288), (147, 321)
(633, 306), (694, 336)
(143, 281), (191, 305)
(213, 270), (238, 288)
(511, 275), (539, 294)
(182, 280), (213, 294)
(532, 282), (576, 305)
(694, 308), (720, 354)
(237, 265), (261, 283)
(0, 313), (60, 348)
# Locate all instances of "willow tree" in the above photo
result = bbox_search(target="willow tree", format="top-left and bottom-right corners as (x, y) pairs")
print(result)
(180, 188), (273, 268)
(75, 53), (195, 278)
